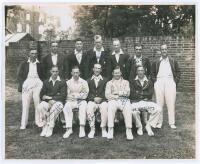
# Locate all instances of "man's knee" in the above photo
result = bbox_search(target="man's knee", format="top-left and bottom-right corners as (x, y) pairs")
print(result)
(51, 102), (63, 113)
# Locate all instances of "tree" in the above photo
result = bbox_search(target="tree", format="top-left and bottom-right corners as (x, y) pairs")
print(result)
(73, 5), (195, 38)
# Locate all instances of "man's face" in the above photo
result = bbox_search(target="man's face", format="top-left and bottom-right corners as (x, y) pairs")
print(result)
(51, 67), (59, 79)
(137, 67), (145, 79)
(160, 44), (168, 58)
(135, 46), (142, 57)
(93, 64), (102, 76)
(71, 68), (80, 79)
(29, 50), (37, 61)
(94, 39), (103, 50)
(51, 43), (58, 54)
(113, 41), (121, 53)
(113, 69), (121, 80)
(75, 41), (83, 52)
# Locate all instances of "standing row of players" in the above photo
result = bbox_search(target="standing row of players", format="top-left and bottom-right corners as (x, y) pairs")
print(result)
(18, 35), (181, 140)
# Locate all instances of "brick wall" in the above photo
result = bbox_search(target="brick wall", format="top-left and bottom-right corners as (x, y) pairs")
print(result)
(6, 36), (195, 92)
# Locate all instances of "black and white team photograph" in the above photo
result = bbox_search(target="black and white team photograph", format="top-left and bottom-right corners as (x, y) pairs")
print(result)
(1, 0), (198, 161)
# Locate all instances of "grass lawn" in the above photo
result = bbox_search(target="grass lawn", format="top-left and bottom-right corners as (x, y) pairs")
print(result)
(5, 78), (195, 159)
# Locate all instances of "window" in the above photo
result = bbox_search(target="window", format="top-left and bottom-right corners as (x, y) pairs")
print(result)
(39, 14), (44, 22)
(17, 23), (22, 32)
(26, 24), (31, 33)
(26, 13), (30, 21)
(39, 25), (44, 34)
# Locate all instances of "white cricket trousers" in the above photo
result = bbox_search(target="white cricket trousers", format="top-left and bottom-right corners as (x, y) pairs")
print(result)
(154, 77), (176, 126)
(63, 100), (87, 128)
(37, 101), (63, 127)
(87, 101), (108, 128)
(131, 101), (162, 128)
(107, 99), (132, 128)
(21, 78), (43, 127)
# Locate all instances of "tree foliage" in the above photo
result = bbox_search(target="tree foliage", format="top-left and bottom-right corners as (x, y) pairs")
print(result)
(73, 5), (195, 38)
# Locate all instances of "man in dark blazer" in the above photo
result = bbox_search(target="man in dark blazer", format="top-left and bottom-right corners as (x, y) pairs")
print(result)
(130, 66), (162, 136)
(151, 43), (181, 129)
(126, 43), (151, 81)
(87, 35), (111, 79)
(110, 39), (129, 80)
(86, 63), (108, 139)
(37, 66), (67, 137)
(17, 49), (44, 129)
(65, 38), (88, 80)
(42, 41), (66, 79)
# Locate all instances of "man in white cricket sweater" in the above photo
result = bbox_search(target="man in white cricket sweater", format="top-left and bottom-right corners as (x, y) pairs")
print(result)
(105, 66), (133, 140)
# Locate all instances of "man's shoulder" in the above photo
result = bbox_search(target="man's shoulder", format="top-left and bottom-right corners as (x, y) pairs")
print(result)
(79, 77), (87, 83)
(43, 79), (50, 85)
(152, 57), (161, 63)
(41, 54), (51, 60)
(122, 79), (129, 84)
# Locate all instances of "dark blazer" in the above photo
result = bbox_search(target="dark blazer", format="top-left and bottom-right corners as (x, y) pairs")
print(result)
(65, 51), (88, 80)
(110, 53), (129, 80)
(40, 78), (67, 103)
(87, 76), (108, 102)
(17, 61), (44, 92)
(126, 56), (151, 81)
(87, 49), (112, 79)
(42, 53), (66, 80)
(129, 78), (153, 102)
(151, 56), (181, 84)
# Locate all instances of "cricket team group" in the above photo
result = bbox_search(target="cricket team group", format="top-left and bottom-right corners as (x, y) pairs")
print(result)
(17, 35), (180, 140)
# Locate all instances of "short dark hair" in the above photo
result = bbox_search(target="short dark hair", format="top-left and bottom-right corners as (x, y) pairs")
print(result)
(72, 65), (80, 71)
(75, 38), (83, 43)
(160, 42), (167, 47)
(134, 43), (143, 49)
(51, 41), (58, 45)
(51, 65), (59, 70)
(136, 65), (144, 71)
(93, 63), (102, 68)
(113, 66), (121, 72)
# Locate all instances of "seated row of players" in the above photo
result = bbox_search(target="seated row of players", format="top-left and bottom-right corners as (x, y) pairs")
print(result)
(18, 59), (162, 140)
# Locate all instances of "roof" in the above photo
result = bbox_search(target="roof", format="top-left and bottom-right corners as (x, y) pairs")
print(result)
(5, 33), (34, 46)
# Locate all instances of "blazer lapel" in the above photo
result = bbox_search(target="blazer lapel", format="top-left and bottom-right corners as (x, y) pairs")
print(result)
(168, 56), (175, 72)
(156, 59), (161, 74)
(97, 78), (104, 89)
(136, 79), (142, 88)
(91, 79), (97, 89)
(143, 80), (149, 90)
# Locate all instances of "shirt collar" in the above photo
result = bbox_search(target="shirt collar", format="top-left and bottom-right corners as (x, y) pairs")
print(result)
(134, 55), (142, 59)
(160, 56), (169, 61)
(112, 49), (124, 55)
(27, 58), (39, 64)
(74, 49), (82, 55)
(93, 46), (104, 52)
(91, 75), (103, 80)
(135, 75), (148, 81)
(49, 76), (61, 82)
(51, 52), (57, 56)
(71, 77), (81, 82)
